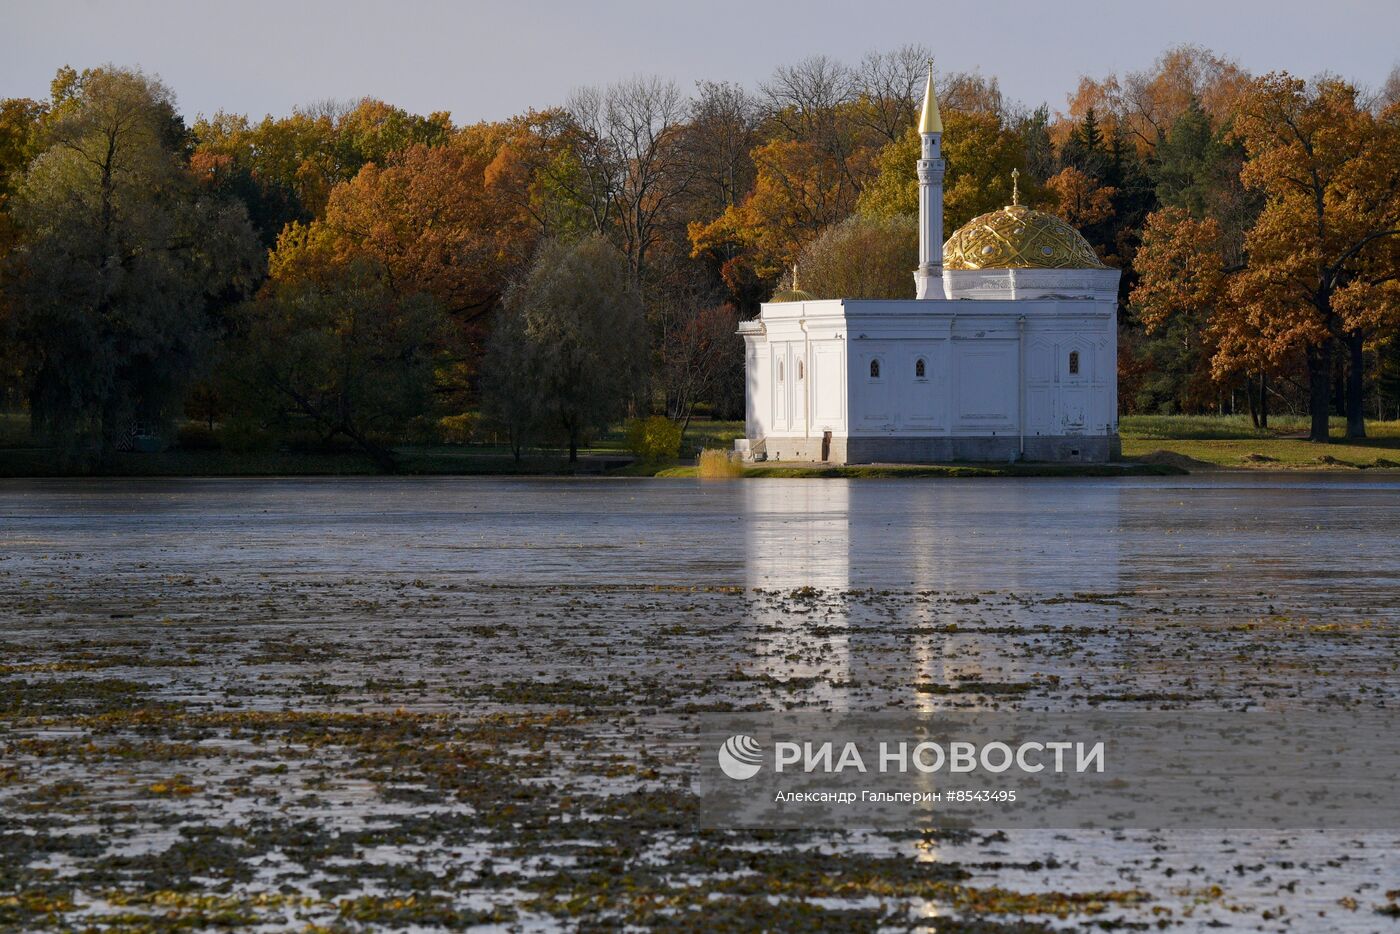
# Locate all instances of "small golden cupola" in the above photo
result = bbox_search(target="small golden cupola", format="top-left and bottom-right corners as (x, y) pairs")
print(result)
(942, 169), (1107, 271)
(769, 264), (816, 303)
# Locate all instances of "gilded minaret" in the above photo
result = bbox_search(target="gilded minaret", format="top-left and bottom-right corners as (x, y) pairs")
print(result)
(914, 60), (946, 300)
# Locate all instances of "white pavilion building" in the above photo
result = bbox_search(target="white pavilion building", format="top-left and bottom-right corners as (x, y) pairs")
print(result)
(736, 64), (1121, 464)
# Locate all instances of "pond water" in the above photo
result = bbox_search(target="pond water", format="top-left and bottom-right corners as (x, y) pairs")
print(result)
(2, 475), (1399, 930)
(8, 473), (1400, 591)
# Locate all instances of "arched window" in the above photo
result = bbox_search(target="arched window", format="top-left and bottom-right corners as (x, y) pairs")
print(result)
(869, 359), (881, 379)
(797, 359), (805, 380)
(1068, 351), (1080, 375)
(915, 358), (926, 379)
(777, 360), (784, 383)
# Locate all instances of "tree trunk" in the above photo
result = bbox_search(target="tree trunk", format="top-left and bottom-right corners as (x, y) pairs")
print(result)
(1245, 374), (1260, 429)
(1259, 372), (1268, 430)
(568, 434), (579, 464)
(1345, 332), (1366, 439)
(1332, 355), (1346, 417)
(1306, 341), (1332, 443)
(339, 422), (397, 472)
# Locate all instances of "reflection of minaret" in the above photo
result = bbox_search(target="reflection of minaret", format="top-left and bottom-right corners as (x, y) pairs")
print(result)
(914, 59), (946, 300)
(743, 482), (852, 701)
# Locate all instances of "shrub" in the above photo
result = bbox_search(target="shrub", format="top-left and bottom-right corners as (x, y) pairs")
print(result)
(438, 413), (479, 445)
(175, 423), (221, 451)
(216, 419), (273, 453)
(625, 416), (682, 462)
(698, 448), (745, 478)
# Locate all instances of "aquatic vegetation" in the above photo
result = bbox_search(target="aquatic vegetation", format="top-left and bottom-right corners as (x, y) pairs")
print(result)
(2, 478), (1397, 929)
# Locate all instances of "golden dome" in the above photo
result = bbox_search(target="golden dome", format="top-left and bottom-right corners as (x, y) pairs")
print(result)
(769, 264), (816, 303)
(943, 203), (1107, 271)
(769, 287), (816, 303)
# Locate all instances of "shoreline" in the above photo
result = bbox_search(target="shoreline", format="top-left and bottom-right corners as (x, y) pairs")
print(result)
(6, 461), (1400, 480)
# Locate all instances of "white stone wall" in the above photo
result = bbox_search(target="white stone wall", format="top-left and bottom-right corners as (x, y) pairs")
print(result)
(741, 295), (1119, 463)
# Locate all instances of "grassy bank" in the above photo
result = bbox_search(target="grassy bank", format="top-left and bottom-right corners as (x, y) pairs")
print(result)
(0, 446), (636, 478)
(1119, 415), (1400, 470)
(3, 413), (1399, 476)
(657, 462), (1185, 479)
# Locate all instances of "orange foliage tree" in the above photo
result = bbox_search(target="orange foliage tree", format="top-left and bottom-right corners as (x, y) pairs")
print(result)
(1065, 45), (1250, 154)
(689, 135), (863, 281)
(1129, 208), (1239, 413)
(266, 142), (540, 406)
(1225, 73), (1400, 440)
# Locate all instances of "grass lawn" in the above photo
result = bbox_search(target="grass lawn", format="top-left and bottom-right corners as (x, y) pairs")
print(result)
(658, 462), (1184, 479)
(1118, 415), (1400, 470)
(3, 410), (1398, 475)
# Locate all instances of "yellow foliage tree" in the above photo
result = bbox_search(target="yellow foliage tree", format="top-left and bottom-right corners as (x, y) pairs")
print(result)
(858, 111), (1029, 232)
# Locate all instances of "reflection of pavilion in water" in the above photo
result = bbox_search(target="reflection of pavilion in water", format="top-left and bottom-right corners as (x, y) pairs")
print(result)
(742, 481), (1124, 709)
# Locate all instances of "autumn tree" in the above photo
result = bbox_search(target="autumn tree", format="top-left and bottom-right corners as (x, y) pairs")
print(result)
(689, 55), (882, 291)
(255, 140), (539, 418)
(1129, 208), (1238, 414)
(1227, 73), (1400, 440)
(0, 97), (46, 213)
(859, 110), (1028, 230)
(192, 109), (341, 225)
(319, 143), (531, 329)
(191, 98), (453, 231)
(659, 300), (741, 435)
(3, 67), (259, 457)
(0, 96), (48, 406)
(1045, 166), (1116, 231)
(474, 108), (599, 239)
(689, 134), (859, 282)
(1067, 45), (1250, 154)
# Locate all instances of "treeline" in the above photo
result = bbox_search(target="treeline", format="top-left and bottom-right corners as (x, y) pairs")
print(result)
(0, 47), (1398, 465)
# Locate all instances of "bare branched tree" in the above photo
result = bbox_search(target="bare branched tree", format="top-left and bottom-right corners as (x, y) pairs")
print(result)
(760, 55), (855, 141)
(853, 44), (931, 142)
(566, 76), (693, 286)
(1377, 63), (1400, 111)
(683, 80), (760, 218)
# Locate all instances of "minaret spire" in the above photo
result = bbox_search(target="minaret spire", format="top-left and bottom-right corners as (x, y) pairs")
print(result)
(917, 58), (943, 134)
(914, 58), (946, 300)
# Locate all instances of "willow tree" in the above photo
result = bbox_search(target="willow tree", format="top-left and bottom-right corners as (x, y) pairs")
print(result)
(490, 236), (646, 463)
(796, 214), (917, 299)
(5, 67), (258, 457)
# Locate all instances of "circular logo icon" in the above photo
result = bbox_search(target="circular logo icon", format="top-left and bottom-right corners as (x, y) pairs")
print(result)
(717, 734), (763, 780)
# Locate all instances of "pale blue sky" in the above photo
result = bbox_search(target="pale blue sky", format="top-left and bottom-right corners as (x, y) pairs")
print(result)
(4, 0), (1398, 122)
